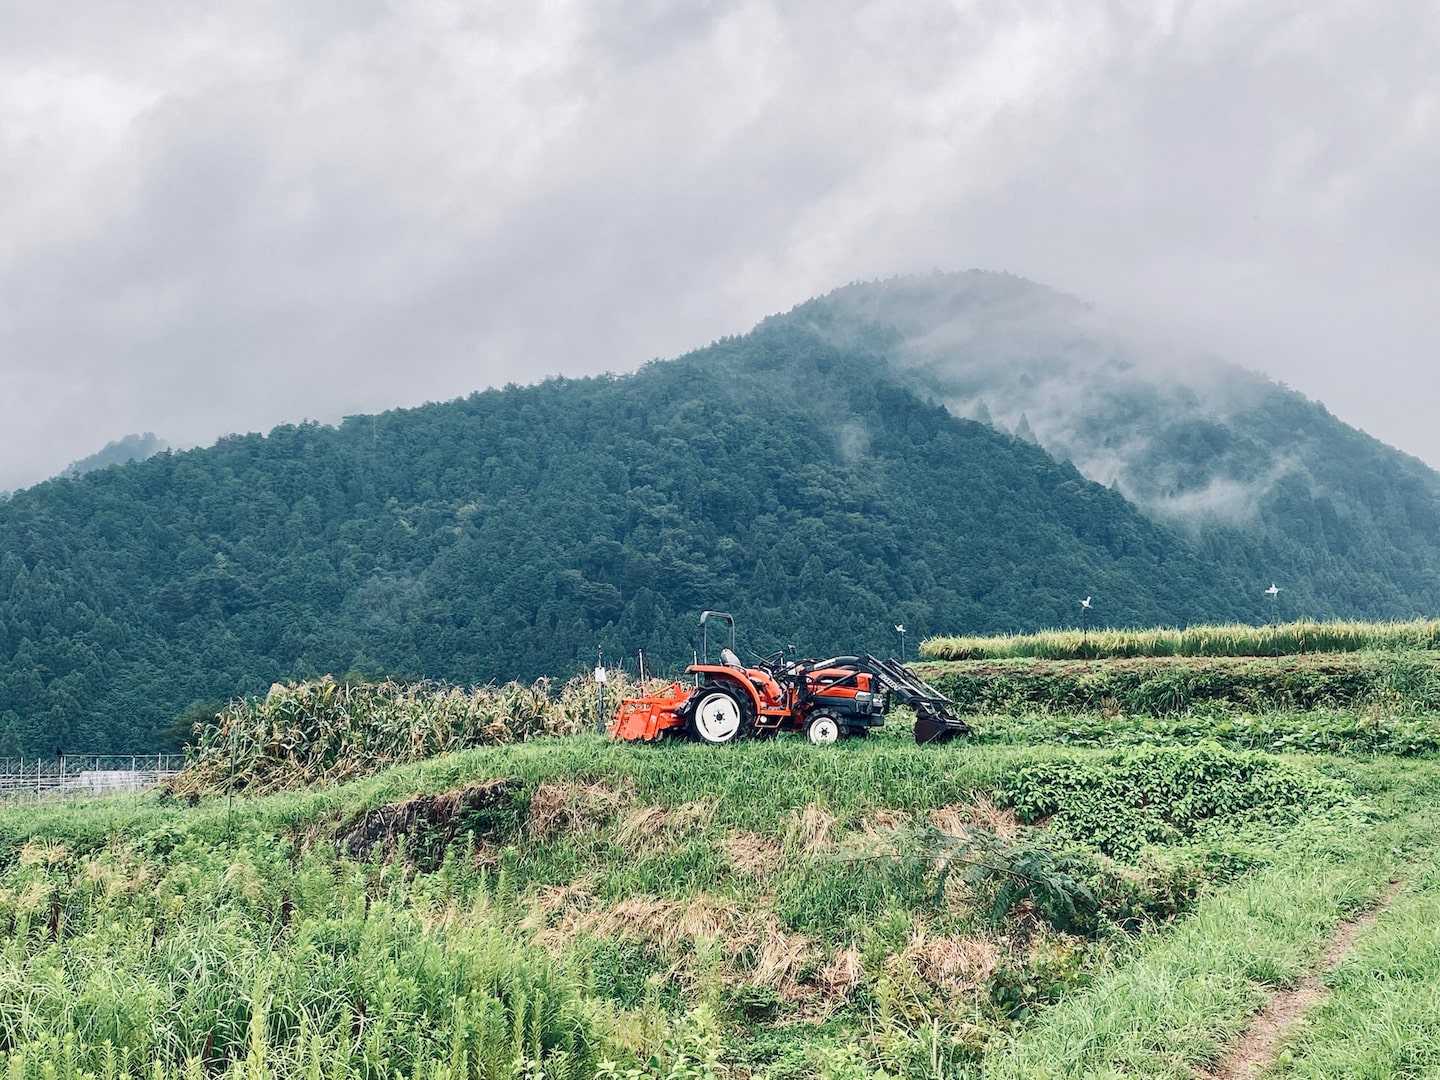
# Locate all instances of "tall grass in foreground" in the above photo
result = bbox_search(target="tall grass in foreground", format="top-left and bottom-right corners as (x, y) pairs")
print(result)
(2, 739), (1437, 1079)
(922, 618), (1440, 661)
(0, 834), (596, 1080)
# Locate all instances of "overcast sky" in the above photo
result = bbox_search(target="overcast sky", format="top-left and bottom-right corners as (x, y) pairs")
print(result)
(2, 0), (1437, 491)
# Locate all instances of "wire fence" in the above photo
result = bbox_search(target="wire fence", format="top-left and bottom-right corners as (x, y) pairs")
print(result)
(0, 754), (184, 801)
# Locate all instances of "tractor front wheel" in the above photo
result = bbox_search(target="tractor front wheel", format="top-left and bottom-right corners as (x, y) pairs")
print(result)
(806, 712), (843, 746)
(690, 687), (751, 745)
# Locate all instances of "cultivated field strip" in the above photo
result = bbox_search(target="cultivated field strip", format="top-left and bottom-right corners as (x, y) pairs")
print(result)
(919, 652), (1440, 717)
(176, 672), (657, 795)
(922, 618), (1440, 661)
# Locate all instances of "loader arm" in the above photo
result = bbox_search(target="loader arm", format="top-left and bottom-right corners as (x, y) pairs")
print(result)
(862, 655), (971, 744)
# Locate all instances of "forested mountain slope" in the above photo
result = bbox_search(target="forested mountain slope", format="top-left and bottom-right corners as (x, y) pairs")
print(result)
(780, 273), (1440, 618)
(0, 323), (1249, 754)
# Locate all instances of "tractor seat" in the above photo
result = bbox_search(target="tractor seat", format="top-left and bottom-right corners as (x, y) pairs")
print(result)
(720, 648), (742, 668)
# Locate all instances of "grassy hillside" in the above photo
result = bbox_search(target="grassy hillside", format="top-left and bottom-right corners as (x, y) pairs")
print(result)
(0, 322), (1250, 757)
(0, 720), (1437, 1079)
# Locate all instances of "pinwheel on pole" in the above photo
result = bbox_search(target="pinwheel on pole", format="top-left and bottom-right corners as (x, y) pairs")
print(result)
(1080, 596), (1093, 642)
(895, 624), (907, 663)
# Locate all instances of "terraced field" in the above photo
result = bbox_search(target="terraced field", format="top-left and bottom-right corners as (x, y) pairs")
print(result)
(2, 664), (1439, 1079)
(921, 618), (1440, 661)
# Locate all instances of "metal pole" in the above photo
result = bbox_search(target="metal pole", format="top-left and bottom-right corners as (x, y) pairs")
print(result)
(227, 726), (237, 832)
(595, 647), (607, 736)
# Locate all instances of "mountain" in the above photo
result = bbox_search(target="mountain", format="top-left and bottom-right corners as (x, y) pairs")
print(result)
(0, 320), (1249, 756)
(59, 433), (169, 479)
(777, 273), (1440, 619)
(0, 434), (169, 503)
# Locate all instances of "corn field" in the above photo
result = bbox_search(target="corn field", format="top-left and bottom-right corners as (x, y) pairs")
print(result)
(921, 618), (1440, 662)
(175, 672), (654, 795)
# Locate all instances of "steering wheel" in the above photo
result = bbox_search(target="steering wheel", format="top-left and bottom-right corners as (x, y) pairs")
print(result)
(749, 649), (787, 670)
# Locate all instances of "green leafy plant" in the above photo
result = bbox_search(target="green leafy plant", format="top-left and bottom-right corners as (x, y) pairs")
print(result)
(996, 743), (1350, 858)
(907, 826), (1100, 935)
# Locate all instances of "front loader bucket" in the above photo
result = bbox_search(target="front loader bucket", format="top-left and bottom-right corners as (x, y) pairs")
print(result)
(914, 714), (958, 745)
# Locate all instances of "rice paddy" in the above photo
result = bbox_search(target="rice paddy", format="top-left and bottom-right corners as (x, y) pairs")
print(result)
(921, 617), (1440, 661)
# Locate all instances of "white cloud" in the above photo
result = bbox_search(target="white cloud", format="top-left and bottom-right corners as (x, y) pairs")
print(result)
(0, 0), (1437, 488)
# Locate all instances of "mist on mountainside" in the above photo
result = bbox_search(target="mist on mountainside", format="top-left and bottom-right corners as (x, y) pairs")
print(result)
(60, 433), (170, 480)
(775, 273), (1440, 616)
(0, 432), (169, 503)
(782, 274), (1310, 521)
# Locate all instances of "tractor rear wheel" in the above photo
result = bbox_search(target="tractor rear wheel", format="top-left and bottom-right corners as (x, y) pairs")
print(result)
(690, 686), (752, 745)
(806, 712), (843, 746)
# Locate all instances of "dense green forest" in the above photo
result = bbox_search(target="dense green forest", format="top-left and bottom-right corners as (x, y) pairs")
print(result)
(0, 323), (1254, 755)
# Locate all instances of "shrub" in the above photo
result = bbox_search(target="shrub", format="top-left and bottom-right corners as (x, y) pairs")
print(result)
(174, 671), (655, 794)
(995, 744), (1350, 858)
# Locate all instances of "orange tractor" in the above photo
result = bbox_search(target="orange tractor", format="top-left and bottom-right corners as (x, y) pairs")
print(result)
(611, 611), (971, 746)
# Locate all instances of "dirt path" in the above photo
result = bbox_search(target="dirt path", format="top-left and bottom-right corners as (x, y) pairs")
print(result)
(1199, 879), (1404, 1080)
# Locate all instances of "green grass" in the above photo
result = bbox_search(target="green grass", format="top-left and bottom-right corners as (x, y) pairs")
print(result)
(1267, 863), (1440, 1078)
(922, 619), (1440, 661)
(917, 652), (1440, 724)
(2, 722), (1439, 1078)
(983, 759), (1440, 1079)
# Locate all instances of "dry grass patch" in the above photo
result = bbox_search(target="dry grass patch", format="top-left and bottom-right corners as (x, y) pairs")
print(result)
(815, 945), (865, 997)
(18, 842), (70, 869)
(890, 926), (1001, 998)
(614, 798), (718, 853)
(930, 794), (1021, 841)
(614, 805), (669, 849)
(530, 885), (824, 998)
(534, 888), (737, 951)
(527, 779), (631, 839)
(723, 832), (784, 876)
(789, 804), (837, 853)
(857, 809), (913, 843)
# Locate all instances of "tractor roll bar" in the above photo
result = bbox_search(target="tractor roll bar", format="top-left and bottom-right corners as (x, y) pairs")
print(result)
(699, 611), (735, 663)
